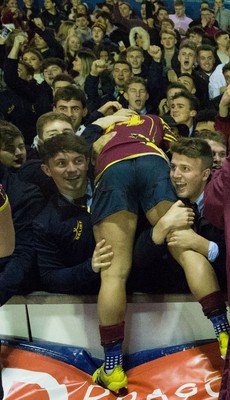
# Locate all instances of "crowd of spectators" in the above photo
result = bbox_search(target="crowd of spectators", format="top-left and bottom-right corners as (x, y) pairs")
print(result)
(0, 0), (230, 326)
(1, 0), (230, 395)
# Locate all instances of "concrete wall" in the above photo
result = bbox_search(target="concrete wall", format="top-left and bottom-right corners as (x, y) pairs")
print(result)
(0, 300), (218, 359)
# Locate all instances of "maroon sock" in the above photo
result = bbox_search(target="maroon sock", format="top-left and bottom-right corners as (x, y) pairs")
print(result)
(199, 291), (226, 318)
(99, 321), (125, 346)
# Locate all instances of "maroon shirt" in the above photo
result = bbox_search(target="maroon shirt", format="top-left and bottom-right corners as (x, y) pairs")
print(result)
(95, 114), (176, 181)
(204, 143), (230, 398)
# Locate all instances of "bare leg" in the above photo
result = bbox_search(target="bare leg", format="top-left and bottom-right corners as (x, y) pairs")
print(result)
(169, 247), (220, 300)
(93, 210), (137, 326)
(146, 200), (174, 226)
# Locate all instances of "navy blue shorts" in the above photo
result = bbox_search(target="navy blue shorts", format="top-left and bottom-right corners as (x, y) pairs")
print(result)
(92, 155), (177, 225)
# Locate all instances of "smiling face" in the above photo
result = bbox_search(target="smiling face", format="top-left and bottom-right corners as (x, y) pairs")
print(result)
(68, 36), (82, 52)
(54, 99), (87, 129)
(112, 63), (132, 88)
(197, 50), (215, 73)
(170, 153), (210, 202)
(42, 151), (89, 197)
(41, 120), (74, 141)
(126, 50), (144, 70)
(170, 96), (196, 126)
(43, 64), (63, 86)
(124, 82), (149, 112)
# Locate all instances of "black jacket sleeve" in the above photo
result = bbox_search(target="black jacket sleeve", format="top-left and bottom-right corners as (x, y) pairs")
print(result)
(0, 169), (45, 305)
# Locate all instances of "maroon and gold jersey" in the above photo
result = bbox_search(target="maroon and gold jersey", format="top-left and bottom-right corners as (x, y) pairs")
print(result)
(95, 114), (177, 181)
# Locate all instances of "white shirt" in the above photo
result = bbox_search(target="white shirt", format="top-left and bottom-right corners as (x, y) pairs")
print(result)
(208, 63), (226, 99)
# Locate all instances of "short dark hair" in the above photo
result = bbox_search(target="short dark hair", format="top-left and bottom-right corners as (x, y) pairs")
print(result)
(53, 86), (87, 108)
(166, 81), (189, 94)
(160, 28), (177, 39)
(174, 0), (184, 6)
(214, 30), (229, 42)
(188, 27), (206, 37)
(161, 17), (175, 27)
(172, 90), (200, 111)
(41, 57), (67, 73)
(170, 137), (213, 169)
(36, 112), (73, 140)
(53, 73), (75, 86)
(179, 39), (196, 53)
(126, 46), (144, 55)
(75, 12), (89, 20)
(113, 60), (132, 72)
(22, 47), (44, 62)
(119, 1), (132, 9)
(0, 120), (24, 149)
(156, 6), (168, 16)
(179, 72), (196, 83)
(194, 129), (227, 146)
(39, 133), (90, 164)
(94, 10), (114, 24)
(196, 44), (215, 56)
(201, 1), (210, 7)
